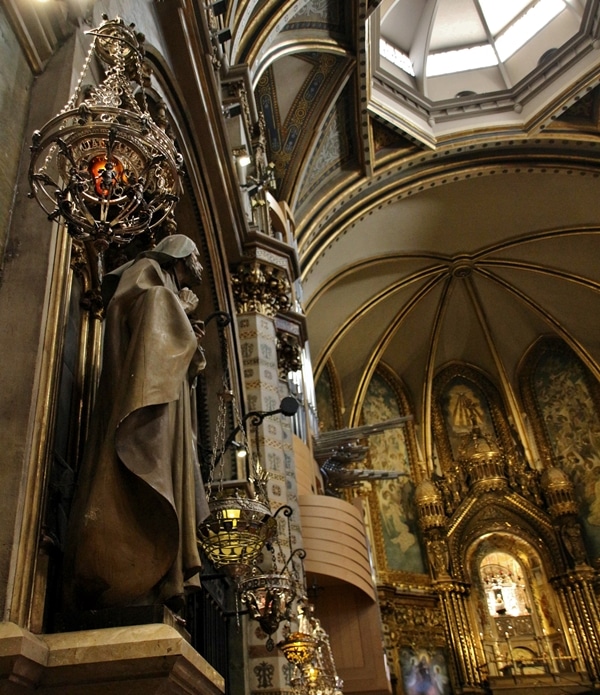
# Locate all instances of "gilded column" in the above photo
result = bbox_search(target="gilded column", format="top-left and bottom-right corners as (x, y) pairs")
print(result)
(542, 465), (600, 682)
(553, 569), (600, 681)
(435, 580), (486, 691)
(416, 478), (486, 692)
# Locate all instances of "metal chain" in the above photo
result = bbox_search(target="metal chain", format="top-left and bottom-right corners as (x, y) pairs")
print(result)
(207, 379), (228, 500)
(61, 35), (97, 114)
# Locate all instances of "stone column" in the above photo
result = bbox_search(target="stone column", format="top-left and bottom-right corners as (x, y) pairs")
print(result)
(232, 257), (303, 695)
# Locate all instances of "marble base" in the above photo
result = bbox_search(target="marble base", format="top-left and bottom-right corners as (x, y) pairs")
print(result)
(55, 604), (190, 640)
(0, 621), (224, 694)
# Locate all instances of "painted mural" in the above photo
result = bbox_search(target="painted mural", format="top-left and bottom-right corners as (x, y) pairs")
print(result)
(363, 373), (424, 574)
(440, 376), (496, 460)
(315, 367), (338, 433)
(533, 351), (600, 557)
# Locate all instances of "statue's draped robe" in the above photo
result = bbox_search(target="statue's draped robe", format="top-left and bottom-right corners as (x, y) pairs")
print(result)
(64, 258), (209, 609)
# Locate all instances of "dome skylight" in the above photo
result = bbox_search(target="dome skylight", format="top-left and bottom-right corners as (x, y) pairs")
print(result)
(379, 39), (415, 76)
(372, 0), (598, 141)
(427, 44), (497, 78)
(381, 0), (572, 78)
(494, 0), (566, 61)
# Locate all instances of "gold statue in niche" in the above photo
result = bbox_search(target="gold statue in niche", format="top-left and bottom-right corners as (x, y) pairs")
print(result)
(473, 541), (569, 678)
(63, 235), (210, 612)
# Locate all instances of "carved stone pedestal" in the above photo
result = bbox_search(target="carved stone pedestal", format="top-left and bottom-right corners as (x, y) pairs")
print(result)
(0, 621), (224, 694)
(55, 604), (190, 638)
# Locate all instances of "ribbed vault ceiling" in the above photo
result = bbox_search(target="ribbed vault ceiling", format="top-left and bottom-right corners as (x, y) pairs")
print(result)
(302, 170), (600, 429)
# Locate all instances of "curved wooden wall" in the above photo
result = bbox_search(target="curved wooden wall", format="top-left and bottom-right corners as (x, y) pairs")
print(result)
(298, 494), (376, 601)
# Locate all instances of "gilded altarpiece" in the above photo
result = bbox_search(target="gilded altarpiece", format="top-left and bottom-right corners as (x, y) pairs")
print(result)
(378, 587), (449, 695)
(423, 361), (600, 692)
(520, 337), (600, 560)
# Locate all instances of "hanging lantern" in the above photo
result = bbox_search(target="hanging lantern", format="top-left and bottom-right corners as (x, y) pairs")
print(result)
(280, 601), (344, 694)
(197, 380), (277, 578)
(278, 599), (319, 666)
(198, 376), (300, 579)
(238, 520), (306, 650)
(197, 495), (277, 578)
(278, 631), (319, 666)
(239, 572), (296, 648)
(29, 16), (182, 250)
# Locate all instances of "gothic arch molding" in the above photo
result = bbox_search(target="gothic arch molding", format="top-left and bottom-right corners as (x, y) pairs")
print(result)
(447, 492), (566, 584)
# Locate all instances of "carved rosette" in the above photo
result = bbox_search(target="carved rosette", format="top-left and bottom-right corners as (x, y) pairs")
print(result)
(231, 260), (291, 317)
(276, 331), (302, 377)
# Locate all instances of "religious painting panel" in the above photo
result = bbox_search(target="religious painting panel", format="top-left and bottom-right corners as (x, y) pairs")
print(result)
(399, 646), (452, 695)
(520, 337), (600, 559)
(432, 364), (513, 472)
(441, 377), (496, 460)
(363, 368), (425, 576)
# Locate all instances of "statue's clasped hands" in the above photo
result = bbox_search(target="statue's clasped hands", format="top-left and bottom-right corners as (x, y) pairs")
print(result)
(178, 287), (199, 315)
(177, 288), (205, 347)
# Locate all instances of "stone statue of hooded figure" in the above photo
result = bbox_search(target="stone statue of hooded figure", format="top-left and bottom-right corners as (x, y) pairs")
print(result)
(63, 234), (210, 611)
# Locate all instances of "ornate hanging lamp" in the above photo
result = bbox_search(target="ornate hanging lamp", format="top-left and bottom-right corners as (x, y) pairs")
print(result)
(280, 601), (344, 695)
(29, 16), (182, 250)
(278, 600), (319, 667)
(238, 505), (306, 649)
(279, 631), (319, 668)
(197, 494), (277, 579)
(240, 571), (295, 637)
(197, 353), (299, 579)
(196, 369), (276, 580)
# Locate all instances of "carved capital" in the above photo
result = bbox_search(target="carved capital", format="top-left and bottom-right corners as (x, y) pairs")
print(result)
(231, 260), (291, 316)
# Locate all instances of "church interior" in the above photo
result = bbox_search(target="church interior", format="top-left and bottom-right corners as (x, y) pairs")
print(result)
(2, 1), (600, 694)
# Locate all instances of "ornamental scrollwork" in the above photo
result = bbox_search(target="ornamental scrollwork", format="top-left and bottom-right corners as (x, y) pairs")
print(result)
(231, 260), (292, 317)
(276, 331), (302, 377)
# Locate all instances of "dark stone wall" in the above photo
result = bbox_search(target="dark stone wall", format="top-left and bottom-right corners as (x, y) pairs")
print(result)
(0, 5), (33, 270)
